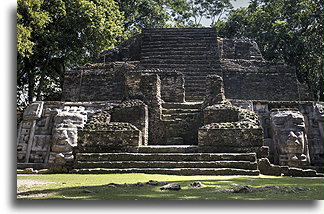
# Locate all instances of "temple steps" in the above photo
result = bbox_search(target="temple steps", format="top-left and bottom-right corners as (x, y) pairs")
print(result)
(140, 27), (219, 102)
(162, 102), (202, 109)
(141, 46), (213, 53)
(138, 145), (198, 153)
(140, 59), (218, 65)
(73, 152), (259, 175)
(141, 50), (216, 56)
(185, 96), (205, 102)
(75, 160), (257, 170)
(141, 55), (217, 61)
(139, 63), (220, 70)
(161, 113), (199, 121)
(76, 152), (257, 162)
(162, 108), (200, 114)
(160, 102), (201, 144)
(141, 42), (216, 47)
(166, 137), (184, 145)
(142, 40), (216, 45)
(142, 30), (216, 36)
(72, 168), (260, 175)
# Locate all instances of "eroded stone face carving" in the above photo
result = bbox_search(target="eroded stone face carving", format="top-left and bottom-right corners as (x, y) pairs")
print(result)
(49, 107), (88, 164)
(52, 125), (78, 152)
(270, 110), (310, 167)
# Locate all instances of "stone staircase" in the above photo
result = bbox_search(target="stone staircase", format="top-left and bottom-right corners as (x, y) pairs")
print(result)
(139, 28), (221, 101)
(73, 151), (260, 175)
(158, 101), (202, 145)
(72, 100), (260, 175)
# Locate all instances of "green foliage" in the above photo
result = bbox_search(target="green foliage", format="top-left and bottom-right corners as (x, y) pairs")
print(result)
(17, 0), (124, 105)
(17, 0), (51, 57)
(116, 0), (171, 35)
(17, 174), (324, 200)
(214, 0), (323, 100)
(168, 0), (232, 27)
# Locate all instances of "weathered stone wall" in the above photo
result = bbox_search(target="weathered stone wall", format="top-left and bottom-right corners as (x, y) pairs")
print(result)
(218, 38), (264, 60)
(77, 123), (142, 153)
(110, 100), (148, 146)
(199, 104), (264, 155)
(202, 75), (226, 108)
(98, 34), (143, 63)
(124, 69), (185, 103)
(221, 60), (300, 101)
(198, 126), (264, 154)
(62, 62), (138, 102)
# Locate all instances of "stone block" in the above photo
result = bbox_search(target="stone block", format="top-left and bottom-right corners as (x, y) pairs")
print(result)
(258, 158), (282, 176)
(203, 104), (239, 124)
(23, 102), (44, 120)
(198, 126), (263, 153)
(78, 123), (142, 152)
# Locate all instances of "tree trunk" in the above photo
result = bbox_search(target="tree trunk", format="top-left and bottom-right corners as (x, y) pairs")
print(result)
(24, 58), (35, 103)
(36, 70), (45, 101)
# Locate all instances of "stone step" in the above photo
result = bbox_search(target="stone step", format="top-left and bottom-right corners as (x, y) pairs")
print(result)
(185, 88), (206, 93)
(184, 71), (220, 76)
(142, 30), (216, 36)
(185, 96), (204, 102)
(72, 168), (260, 175)
(162, 108), (200, 114)
(138, 145), (199, 153)
(161, 112), (200, 120)
(142, 34), (217, 39)
(141, 46), (213, 52)
(142, 37), (217, 45)
(184, 84), (206, 89)
(139, 63), (220, 69)
(184, 92), (206, 97)
(142, 41), (217, 47)
(162, 102), (202, 109)
(17, 163), (49, 170)
(166, 137), (184, 145)
(141, 59), (218, 65)
(141, 44), (216, 50)
(185, 83), (207, 89)
(185, 79), (206, 84)
(75, 160), (257, 170)
(141, 55), (217, 61)
(76, 152), (257, 162)
(141, 50), (217, 56)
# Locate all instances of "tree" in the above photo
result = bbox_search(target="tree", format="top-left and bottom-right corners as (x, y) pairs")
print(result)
(115, 0), (171, 35)
(17, 0), (124, 105)
(215, 0), (323, 100)
(168, 0), (232, 27)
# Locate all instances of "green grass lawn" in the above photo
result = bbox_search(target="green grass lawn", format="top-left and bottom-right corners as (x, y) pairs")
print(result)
(17, 173), (323, 200)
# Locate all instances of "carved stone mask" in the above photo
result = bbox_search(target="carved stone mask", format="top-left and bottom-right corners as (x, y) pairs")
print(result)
(271, 110), (307, 156)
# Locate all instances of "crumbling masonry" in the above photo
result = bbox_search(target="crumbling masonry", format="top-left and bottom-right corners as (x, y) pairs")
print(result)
(17, 28), (323, 176)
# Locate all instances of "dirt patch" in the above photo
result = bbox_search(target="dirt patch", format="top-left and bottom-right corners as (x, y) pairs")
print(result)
(17, 179), (56, 199)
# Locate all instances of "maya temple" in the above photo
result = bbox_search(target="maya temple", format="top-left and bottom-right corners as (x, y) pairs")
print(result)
(17, 28), (323, 177)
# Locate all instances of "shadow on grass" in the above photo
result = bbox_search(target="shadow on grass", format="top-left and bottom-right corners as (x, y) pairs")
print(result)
(17, 176), (323, 200)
